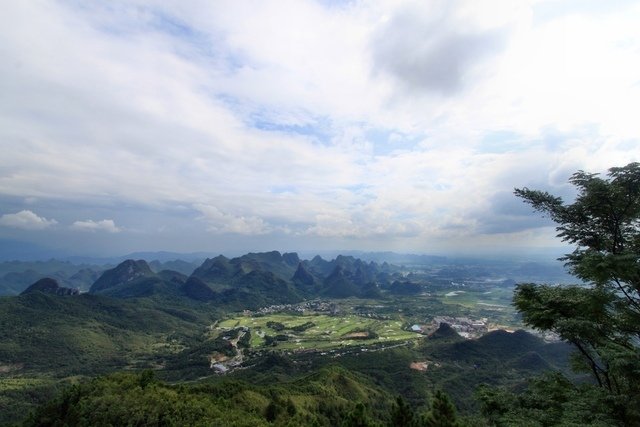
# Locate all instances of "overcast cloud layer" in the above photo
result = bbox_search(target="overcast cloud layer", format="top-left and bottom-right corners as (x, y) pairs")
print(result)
(1, 0), (639, 257)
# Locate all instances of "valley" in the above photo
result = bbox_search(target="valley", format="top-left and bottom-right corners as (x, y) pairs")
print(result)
(0, 251), (575, 425)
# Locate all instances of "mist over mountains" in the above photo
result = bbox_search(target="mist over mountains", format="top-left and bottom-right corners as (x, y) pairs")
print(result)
(2, 249), (573, 298)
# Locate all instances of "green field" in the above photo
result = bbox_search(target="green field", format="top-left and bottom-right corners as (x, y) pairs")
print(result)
(217, 313), (422, 351)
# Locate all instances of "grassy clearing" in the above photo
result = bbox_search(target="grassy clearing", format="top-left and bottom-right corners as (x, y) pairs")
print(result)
(0, 377), (53, 391)
(217, 313), (421, 351)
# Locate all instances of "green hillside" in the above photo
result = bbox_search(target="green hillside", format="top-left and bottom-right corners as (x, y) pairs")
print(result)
(0, 251), (588, 425)
(24, 366), (473, 427)
(0, 293), (213, 375)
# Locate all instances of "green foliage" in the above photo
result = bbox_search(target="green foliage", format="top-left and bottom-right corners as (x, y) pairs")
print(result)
(477, 372), (624, 426)
(0, 293), (211, 375)
(25, 372), (269, 427)
(291, 321), (316, 332)
(514, 163), (640, 323)
(267, 321), (286, 331)
(390, 396), (417, 426)
(264, 334), (289, 346)
(0, 247), (587, 425)
(421, 390), (462, 427)
(342, 402), (378, 426)
(512, 162), (640, 425)
(0, 377), (62, 426)
(24, 368), (399, 427)
(237, 329), (251, 349)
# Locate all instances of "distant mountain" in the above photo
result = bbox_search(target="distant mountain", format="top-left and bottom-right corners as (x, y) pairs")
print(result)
(67, 268), (103, 289)
(306, 255), (335, 277)
(0, 260), (106, 295)
(21, 278), (79, 296)
(90, 259), (155, 293)
(149, 259), (198, 276)
(322, 265), (360, 298)
(98, 276), (183, 299)
(338, 251), (448, 265)
(309, 256), (385, 298)
(88, 260), (193, 299)
(0, 251), (404, 301)
(291, 262), (319, 294)
(121, 251), (211, 263)
(182, 276), (217, 301)
(191, 255), (234, 283)
(216, 270), (303, 309)
(68, 252), (399, 308)
(156, 269), (188, 285)
(387, 280), (423, 295)
(87, 255), (303, 308)
(1, 269), (62, 295)
(171, 251), (391, 306)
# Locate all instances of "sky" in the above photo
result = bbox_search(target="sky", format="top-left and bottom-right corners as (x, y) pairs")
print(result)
(1, 0), (639, 258)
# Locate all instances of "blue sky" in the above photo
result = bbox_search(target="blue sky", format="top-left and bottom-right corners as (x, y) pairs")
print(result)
(1, 0), (639, 257)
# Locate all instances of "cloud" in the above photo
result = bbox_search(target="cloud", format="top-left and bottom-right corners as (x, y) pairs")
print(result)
(0, 1), (639, 255)
(471, 191), (555, 235)
(0, 210), (57, 230)
(195, 204), (271, 235)
(303, 213), (422, 239)
(372, 2), (508, 95)
(71, 219), (122, 233)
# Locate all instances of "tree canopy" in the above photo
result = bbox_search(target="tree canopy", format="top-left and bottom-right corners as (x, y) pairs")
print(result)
(509, 162), (640, 424)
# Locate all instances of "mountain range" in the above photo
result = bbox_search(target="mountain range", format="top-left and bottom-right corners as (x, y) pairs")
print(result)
(65, 251), (399, 308)
(0, 250), (578, 425)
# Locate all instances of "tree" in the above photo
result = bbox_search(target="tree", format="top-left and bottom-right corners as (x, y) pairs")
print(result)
(342, 402), (376, 427)
(421, 390), (462, 427)
(513, 162), (640, 424)
(390, 395), (416, 426)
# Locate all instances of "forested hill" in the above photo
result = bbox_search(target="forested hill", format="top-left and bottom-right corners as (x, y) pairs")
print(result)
(4, 173), (637, 427)
(83, 251), (400, 307)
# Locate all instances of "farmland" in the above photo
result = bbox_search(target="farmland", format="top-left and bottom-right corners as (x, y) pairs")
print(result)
(217, 313), (422, 351)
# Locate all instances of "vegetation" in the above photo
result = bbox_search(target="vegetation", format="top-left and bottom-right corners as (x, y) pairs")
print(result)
(22, 369), (473, 427)
(8, 163), (637, 427)
(0, 278), (560, 424)
(0, 292), (214, 375)
(493, 162), (640, 425)
(218, 313), (420, 350)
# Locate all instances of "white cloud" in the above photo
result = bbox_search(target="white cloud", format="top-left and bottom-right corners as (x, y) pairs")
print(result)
(0, 1), (639, 253)
(71, 219), (122, 233)
(372, 1), (510, 96)
(195, 204), (271, 235)
(0, 210), (57, 230)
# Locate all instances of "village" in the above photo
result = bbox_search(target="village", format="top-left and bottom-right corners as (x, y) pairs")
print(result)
(245, 300), (340, 316)
(426, 316), (489, 338)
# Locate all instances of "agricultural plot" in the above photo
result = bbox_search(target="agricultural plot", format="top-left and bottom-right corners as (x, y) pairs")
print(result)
(217, 313), (422, 351)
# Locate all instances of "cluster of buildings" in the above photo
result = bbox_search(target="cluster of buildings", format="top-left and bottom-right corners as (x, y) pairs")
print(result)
(354, 310), (391, 320)
(430, 316), (489, 338)
(246, 300), (340, 316)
